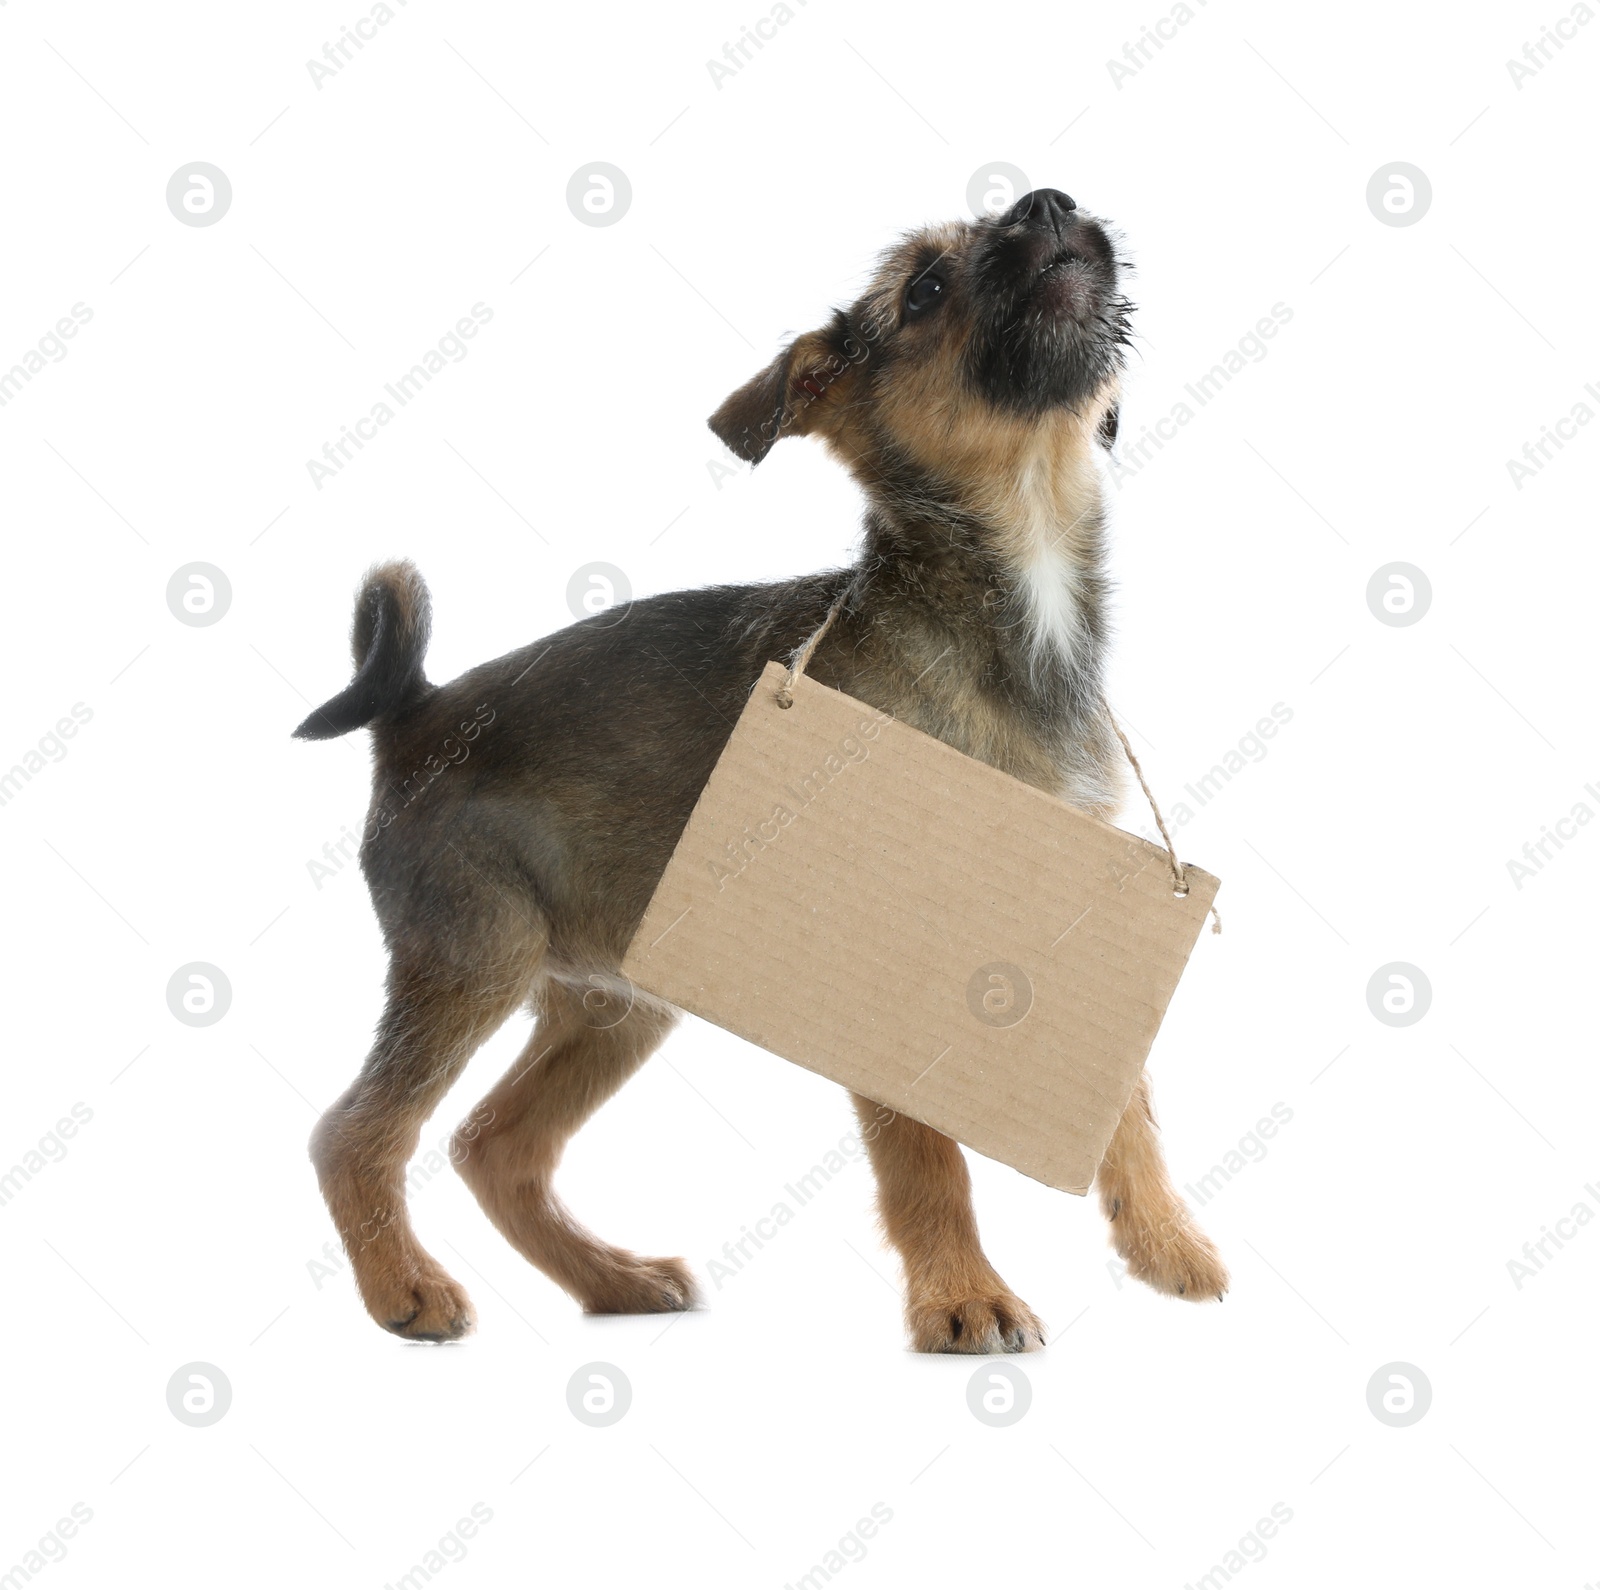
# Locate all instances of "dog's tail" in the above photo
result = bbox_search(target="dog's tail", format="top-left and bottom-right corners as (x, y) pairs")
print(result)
(292, 561), (433, 740)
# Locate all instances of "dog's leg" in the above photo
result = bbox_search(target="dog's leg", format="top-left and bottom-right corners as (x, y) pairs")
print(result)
(310, 949), (536, 1341)
(1096, 1072), (1228, 1300)
(452, 980), (696, 1314)
(851, 1096), (1045, 1353)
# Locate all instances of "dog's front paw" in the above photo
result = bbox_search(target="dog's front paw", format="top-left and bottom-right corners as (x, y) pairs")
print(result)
(907, 1290), (1045, 1354)
(1118, 1216), (1228, 1301)
(580, 1254), (699, 1315)
(370, 1266), (477, 1342)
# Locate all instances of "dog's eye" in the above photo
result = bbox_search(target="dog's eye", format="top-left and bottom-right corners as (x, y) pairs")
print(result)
(905, 270), (945, 314)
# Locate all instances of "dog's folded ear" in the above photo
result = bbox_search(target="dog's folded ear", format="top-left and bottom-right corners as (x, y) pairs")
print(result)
(709, 314), (860, 464)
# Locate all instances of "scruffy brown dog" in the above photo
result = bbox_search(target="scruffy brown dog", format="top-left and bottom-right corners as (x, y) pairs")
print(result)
(298, 188), (1228, 1351)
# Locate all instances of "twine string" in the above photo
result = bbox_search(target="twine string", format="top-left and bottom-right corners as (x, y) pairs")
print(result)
(1104, 704), (1222, 935)
(776, 593), (847, 708)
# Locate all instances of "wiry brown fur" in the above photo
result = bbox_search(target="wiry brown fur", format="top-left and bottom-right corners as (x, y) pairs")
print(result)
(300, 191), (1226, 1349)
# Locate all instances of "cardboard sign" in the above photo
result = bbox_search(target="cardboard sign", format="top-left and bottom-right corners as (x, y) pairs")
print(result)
(621, 662), (1219, 1195)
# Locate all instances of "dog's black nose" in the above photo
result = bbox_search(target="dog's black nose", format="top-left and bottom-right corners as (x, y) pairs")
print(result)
(999, 188), (1078, 231)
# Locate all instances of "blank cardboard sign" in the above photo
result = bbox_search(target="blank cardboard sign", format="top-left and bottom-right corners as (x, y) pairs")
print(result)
(621, 662), (1219, 1195)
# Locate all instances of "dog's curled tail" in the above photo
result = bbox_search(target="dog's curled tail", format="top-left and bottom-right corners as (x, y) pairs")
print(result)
(292, 561), (433, 740)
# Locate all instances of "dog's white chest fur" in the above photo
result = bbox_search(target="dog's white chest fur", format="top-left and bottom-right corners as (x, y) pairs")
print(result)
(999, 458), (1095, 675)
(1018, 529), (1088, 672)
(994, 455), (1121, 815)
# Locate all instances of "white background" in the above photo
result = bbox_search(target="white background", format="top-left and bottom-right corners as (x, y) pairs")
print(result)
(2, 1), (1596, 1585)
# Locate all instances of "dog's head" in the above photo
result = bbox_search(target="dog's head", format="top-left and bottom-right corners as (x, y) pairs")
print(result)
(709, 190), (1131, 495)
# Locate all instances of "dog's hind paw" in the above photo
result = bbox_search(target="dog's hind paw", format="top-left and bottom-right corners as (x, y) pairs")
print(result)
(580, 1254), (699, 1315)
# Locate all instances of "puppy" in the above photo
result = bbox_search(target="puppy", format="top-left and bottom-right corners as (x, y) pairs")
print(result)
(298, 188), (1227, 1350)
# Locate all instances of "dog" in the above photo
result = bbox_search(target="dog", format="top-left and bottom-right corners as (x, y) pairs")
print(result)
(297, 188), (1228, 1351)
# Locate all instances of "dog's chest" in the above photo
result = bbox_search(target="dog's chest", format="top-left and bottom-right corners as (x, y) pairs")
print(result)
(913, 632), (1118, 818)
(997, 495), (1120, 817)
(994, 462), (1100, 677)
(1018, 534), (1090, 674)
